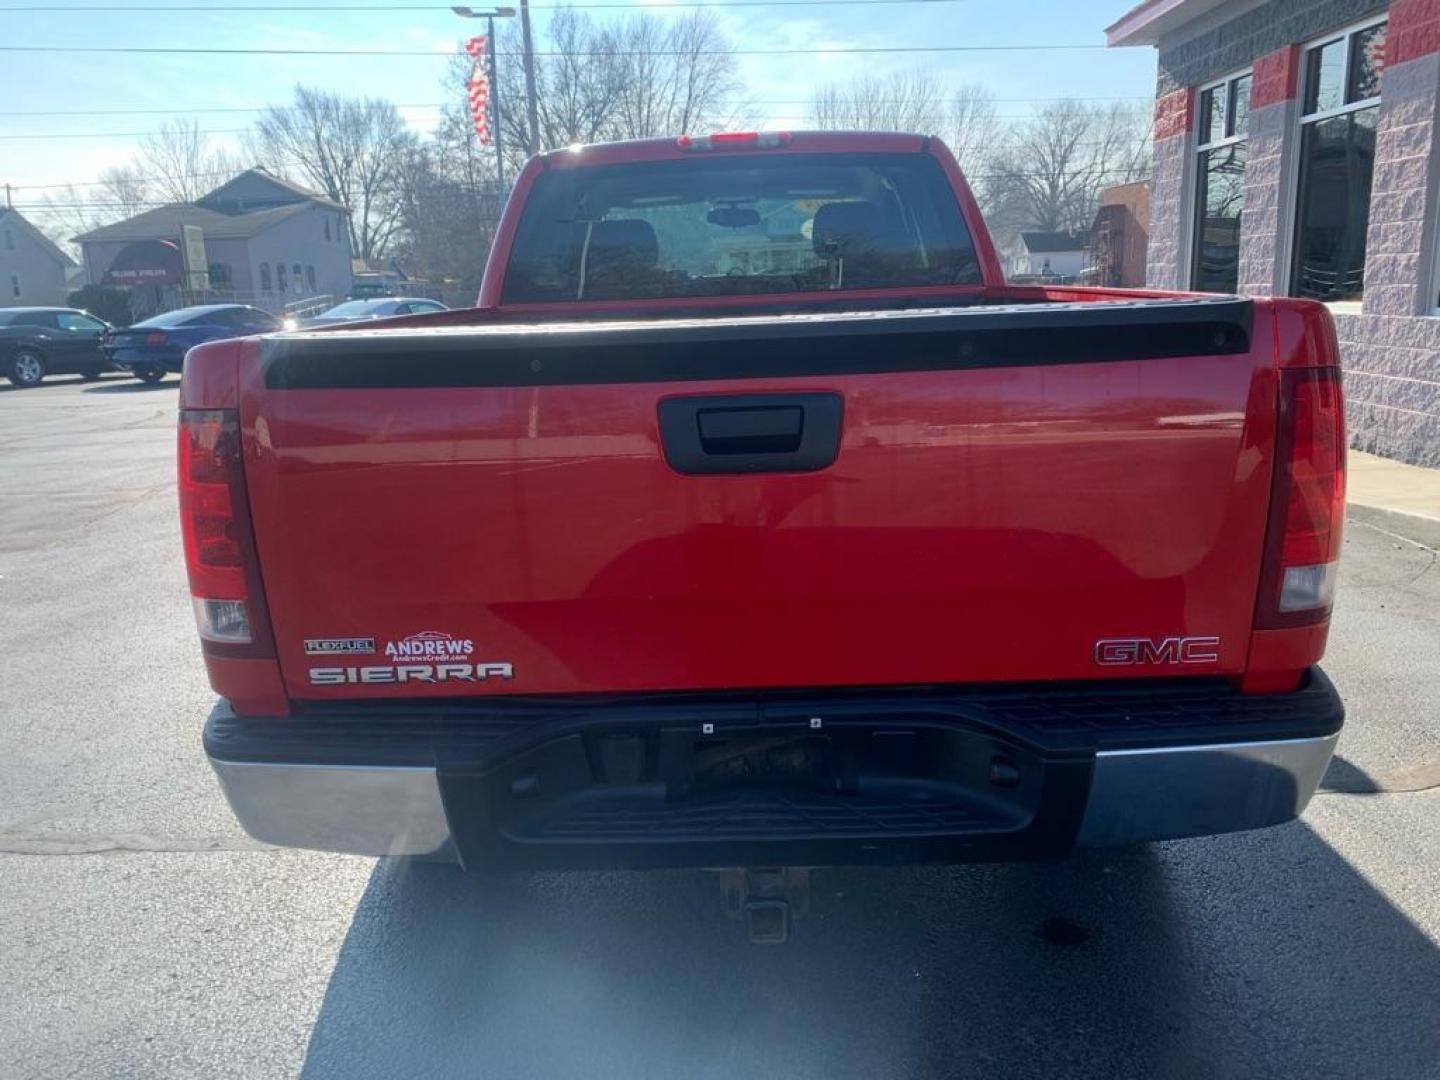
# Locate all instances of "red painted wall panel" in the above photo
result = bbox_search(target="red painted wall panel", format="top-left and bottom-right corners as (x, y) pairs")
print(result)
(1153, 87), (1194, 141)
(1390, 0), (1440, 66)
(1251, 45), (1300, 108)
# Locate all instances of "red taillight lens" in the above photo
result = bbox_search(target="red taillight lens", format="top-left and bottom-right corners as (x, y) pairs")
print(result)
(1256, 367), (1345, 628)
(676, 131), (791, 151)
(146, 331), (167, 345)
(178, 409), (272, 653)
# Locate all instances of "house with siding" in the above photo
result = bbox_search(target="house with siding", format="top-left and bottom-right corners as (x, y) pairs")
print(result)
(75, 168), (353, 318)
(0, 207), (75, 308)
(1107, 0), (1440, 466)
(1001, 231), (1092, 279)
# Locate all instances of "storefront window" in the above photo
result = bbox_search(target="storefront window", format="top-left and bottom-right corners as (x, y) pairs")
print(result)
(1291, 18), (1386, 303)
(1192, 72), (1251, 293)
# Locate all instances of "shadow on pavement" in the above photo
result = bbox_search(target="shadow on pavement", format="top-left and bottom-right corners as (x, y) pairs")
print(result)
(1320, 753), (1383, 793)
(299, 819), (1440, 1080)
(82, 379), (176, 394)
(0, 375), (112, 392)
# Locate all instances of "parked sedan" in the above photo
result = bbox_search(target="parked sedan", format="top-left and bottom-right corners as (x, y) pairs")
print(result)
(104, 304), (281, 383)
(288, 297), (448, 330)
(0, 307), (113, 387)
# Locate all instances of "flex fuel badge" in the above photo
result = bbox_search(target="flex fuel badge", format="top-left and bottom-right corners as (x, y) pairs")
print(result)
(304, 637), (375, 655)
(307, 630), (513, 685)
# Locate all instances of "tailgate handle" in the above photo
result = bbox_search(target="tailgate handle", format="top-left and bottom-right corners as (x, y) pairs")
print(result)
(658, 393), (843, 474)
(697, 406), (803, 454)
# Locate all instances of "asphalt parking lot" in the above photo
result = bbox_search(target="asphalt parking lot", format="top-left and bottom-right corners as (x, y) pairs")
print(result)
(2, 374), (1439, 1079)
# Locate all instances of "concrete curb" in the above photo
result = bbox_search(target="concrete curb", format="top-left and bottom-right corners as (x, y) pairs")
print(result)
(1347, 503), (1440, 551)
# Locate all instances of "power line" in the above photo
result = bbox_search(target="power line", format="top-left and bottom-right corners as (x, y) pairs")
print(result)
(0, 42), (1110, 57)
(4, 116), (1121, 139)
(9, 168), (1154, 211)
(0, 95), (1148, 117)
(0, 0), (974, 9)
(0, 129), (252, 140)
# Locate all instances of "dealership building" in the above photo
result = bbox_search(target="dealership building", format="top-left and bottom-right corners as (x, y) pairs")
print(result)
(1108, 0), (1440, 465)
(75, 168), (353, 319)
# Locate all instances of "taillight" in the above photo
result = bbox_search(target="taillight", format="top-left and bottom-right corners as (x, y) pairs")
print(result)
(676, 131), (791, 152)
(1255, 367), (1345, 628)
(146, 331), (167, 345)
(178, 409), (273, 655)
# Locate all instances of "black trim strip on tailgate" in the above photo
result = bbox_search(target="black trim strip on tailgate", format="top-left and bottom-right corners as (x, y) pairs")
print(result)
(261, 296), (1253, 390)
(204, 668), (1343, 768)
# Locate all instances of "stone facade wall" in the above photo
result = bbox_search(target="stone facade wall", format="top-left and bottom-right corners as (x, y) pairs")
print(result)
(1157, 0), (1387, 95)
(1144, 0), (1440, 465)
(1335, 44), (1440, 465)
(1235, 98), (1293, 296)
(1146, 89), (1194, 289)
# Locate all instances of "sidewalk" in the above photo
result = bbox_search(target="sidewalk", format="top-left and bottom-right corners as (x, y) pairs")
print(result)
(1347, 449), (1440, 549)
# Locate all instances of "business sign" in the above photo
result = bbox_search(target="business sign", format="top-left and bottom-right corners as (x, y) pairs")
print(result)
(182, 225), (209, 291)
(102, 239), (184, 287)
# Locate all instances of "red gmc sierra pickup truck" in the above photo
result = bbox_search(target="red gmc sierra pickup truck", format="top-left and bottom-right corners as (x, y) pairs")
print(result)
(184, 131), (1345, 874)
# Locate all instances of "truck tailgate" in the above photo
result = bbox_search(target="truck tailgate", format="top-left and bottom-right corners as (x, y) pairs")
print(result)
(237, 298), (1277, 701)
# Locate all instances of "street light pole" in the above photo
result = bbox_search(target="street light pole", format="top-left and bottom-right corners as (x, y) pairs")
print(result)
(452, 6), (517, 192)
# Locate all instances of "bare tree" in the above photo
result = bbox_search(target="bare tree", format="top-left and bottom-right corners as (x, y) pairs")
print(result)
(32, 187), (110, 258)
(250, 87), (418, 261)
(392, 105), (508, 301)
(485, 8), (739, 174)
(97, 164), (155, 217)
(35, 121), (242, 251)
(981, 100), (1151, 235)
(402, 11), (742, 289)
(137, 120), (241, 203)
(486, 11), (621, 176)
(611, 11), (739, 139)
(810, 71), (947, 134)
(945, 84), (1001, 183)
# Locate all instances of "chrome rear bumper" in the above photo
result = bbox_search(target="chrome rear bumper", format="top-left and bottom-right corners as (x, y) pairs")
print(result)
(208, 732), (1339, 861)
(1075, 733), (1339, 846)
(210, 758), (452, 857)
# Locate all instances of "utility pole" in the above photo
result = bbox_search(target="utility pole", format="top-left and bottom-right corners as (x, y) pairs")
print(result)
(485, 22), (506, 191)
(518, 0), (541, 155)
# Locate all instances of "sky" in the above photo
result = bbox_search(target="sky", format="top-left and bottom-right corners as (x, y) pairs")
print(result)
(0, 0), (1159, 205)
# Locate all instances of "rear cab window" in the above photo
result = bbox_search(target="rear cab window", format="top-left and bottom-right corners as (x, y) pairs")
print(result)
(501, 152), (981, 304)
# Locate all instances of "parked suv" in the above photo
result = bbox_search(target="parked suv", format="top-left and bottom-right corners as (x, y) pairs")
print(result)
(0, 307), (112, 387)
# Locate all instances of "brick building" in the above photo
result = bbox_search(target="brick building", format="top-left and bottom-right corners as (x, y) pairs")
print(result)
(1107, 0), (1440, 466)
(1090, 181), (1152, 287)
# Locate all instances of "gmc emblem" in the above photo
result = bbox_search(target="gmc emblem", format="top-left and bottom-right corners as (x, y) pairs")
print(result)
(1094, 636), (1221, 666)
